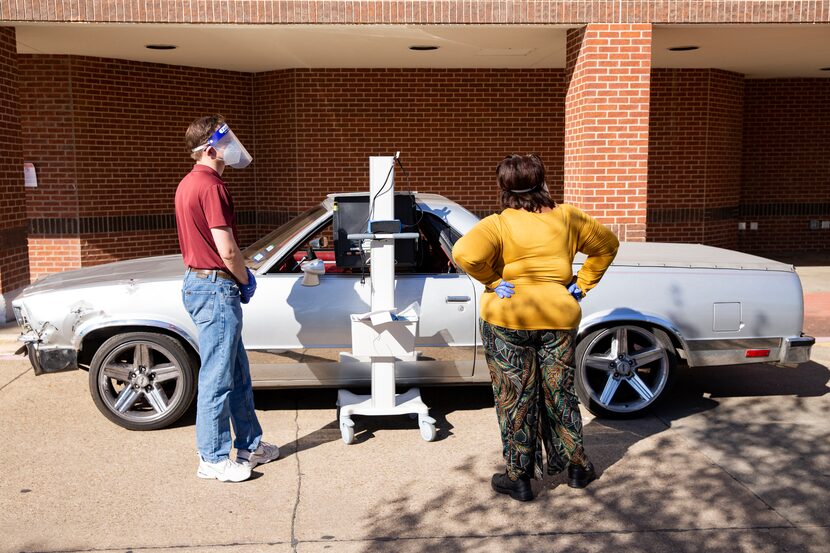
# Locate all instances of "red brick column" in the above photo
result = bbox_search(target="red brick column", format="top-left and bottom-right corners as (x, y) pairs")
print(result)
(564, 24), (652, 241)
(0, 28), (31, 319)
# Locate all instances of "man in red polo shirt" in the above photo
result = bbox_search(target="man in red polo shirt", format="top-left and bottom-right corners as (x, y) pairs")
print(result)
(175, 115), (279, 482)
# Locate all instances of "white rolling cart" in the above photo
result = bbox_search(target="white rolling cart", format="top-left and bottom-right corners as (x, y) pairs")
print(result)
(336, 155), (437, 444)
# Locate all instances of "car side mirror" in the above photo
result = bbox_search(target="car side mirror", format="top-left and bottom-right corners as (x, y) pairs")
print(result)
(300, 259), (325, 286)
(309, 236), (329, 249)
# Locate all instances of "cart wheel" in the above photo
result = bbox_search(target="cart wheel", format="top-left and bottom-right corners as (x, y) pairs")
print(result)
(419, 418), (437, 442)
(340, 419), (355, 445)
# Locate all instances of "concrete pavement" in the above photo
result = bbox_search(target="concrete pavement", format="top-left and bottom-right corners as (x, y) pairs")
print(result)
(1, 344), (828, 553)
(1, 258), (828, 553)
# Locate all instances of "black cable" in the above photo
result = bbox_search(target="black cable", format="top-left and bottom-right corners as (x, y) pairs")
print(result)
(361, 162), (395, 233)
(396, 156), (424, 229)
(356, 161), (394, 280)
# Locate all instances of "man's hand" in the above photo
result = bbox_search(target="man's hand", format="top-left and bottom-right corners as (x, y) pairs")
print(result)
(239, 268), (257, 304)
(567, 282), (583, 302)
(492, 280), (515, 299)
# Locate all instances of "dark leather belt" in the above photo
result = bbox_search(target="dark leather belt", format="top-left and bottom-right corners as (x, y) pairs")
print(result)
(188, 268), (235, 282)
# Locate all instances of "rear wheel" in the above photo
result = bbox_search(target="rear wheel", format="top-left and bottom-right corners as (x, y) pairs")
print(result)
(89, 332), (196, 430)
(575, 325), (676, 418)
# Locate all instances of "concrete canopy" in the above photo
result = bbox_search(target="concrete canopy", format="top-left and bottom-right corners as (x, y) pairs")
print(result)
(9, 22), (830, 77)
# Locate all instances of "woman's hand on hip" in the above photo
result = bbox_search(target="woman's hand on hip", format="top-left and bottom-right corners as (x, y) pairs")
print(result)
(567, 282), (584, 302)
(493, 280), (515, 299)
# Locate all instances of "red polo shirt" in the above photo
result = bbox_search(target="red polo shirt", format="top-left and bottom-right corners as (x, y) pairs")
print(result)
(175, 164), (239, 270)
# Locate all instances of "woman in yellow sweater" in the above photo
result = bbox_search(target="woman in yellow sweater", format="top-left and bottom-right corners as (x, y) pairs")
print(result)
(453, 154), (619, 501)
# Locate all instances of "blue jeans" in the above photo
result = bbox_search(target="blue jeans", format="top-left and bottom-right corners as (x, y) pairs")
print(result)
(182, 270), (262, 463)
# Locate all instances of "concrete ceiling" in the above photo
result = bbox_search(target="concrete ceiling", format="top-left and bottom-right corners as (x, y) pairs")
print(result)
(10, 22), (830, 78)
(652, 25), (830, 78)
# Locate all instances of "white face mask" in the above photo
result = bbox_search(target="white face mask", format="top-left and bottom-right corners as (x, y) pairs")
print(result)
(221, 141), (251, 169)
(192, 124), (252, 169)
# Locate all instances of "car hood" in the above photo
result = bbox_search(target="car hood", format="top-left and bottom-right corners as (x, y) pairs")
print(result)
(20, 255), (186, 296)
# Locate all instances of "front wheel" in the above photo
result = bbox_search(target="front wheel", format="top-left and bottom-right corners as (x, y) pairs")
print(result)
(89, 332), (197, 430)
(575, 325), (676, 418)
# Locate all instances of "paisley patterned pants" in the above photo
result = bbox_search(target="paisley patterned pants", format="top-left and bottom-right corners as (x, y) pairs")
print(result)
(480, 319), (589, 480)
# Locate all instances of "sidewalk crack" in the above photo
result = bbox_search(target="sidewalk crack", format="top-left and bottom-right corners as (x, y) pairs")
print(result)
(290, 400), (302, 553)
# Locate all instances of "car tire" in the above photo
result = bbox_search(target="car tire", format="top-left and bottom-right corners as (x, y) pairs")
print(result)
(89, 332), (196, 431)
(575, 325), (677, 419)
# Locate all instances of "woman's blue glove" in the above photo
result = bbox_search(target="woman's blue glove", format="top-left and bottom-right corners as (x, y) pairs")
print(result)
(240, 268), (257, 304)
(493, 280), (515, 299)
(567, 282), (583, 302)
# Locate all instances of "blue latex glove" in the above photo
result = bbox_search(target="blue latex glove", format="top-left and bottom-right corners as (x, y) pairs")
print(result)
(567, 282), (583, 302)
(239, 268), (257, 304)
(493, 280), (515, 299)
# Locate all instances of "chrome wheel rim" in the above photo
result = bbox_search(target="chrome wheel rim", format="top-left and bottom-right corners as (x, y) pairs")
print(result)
(97, 340), (184, 424)
(579, 326), (670, 414)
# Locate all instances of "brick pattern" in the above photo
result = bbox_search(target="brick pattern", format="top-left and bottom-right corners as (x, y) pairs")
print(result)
(0, 28), (30, 294)
(18, 55), (259, 277)
(740, 79), (830, 254)
(82, 232), (181, 268)
(3, 1), (829, 24)
(704, 69), (744, 248)
(28, 238), (81, 280)
(647, 68), (743, 248)
(253, 70), (298, 235)
(13, 51), (830, 279)
(279, 68), (565, 218)
(19, 56), (77, 220)
(564, 24), (651, 241)
(19, 59), (566, 276)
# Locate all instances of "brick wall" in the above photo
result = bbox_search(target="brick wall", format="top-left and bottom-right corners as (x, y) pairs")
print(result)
(740, 79), (830, 255)
(648, 69), (744, 248)
(14, 51), (830, 279)
(19, 55), (80, 280)
(261, 68), (565, 219)
(0, 27), (30, 299)
(705, 70), (744, 248)
(252, 70), (298, 234)
(18, 55), (257, 278)
(3, 1), (829, 24)
(20, 60), (566, 276)
(564, 24), (652, 241)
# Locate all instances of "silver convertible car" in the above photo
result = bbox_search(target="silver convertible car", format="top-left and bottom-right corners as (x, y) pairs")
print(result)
(13, 194), (814, 430)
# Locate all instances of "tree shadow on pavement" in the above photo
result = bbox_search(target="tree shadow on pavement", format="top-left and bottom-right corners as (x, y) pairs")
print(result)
(355, 360), (830, 553)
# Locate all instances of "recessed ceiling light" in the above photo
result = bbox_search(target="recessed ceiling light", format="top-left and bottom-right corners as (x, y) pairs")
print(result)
(145, 44), (177, 50)
(668, 46), (699, 52)
(409, 45), (439, 51)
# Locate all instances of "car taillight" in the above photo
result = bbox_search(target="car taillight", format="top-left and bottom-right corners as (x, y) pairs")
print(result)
(745, 349), (770, 358)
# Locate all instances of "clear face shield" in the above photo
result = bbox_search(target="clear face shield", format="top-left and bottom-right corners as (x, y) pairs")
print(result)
(192, 124), (252, 169)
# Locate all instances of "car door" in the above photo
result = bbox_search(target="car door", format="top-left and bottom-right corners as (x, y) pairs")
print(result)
(244, 210), (476, 385)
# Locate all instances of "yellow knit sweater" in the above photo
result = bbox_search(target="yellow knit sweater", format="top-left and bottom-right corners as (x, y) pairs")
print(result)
(452, 205), (619, 331)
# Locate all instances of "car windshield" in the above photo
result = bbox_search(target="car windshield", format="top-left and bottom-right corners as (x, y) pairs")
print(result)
(243, 204), (328, 270)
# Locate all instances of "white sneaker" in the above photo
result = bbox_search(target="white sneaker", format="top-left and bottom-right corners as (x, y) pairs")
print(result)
(237, 441), (280, 468)
(197, 458), (252, 482)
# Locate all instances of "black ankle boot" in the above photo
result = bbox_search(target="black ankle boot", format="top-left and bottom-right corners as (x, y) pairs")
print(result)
(491, 471), (534, 501)
(567, 462), (597, 489)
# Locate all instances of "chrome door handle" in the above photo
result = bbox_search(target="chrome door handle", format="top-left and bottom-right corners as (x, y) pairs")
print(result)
(446, 296), (471, 303)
